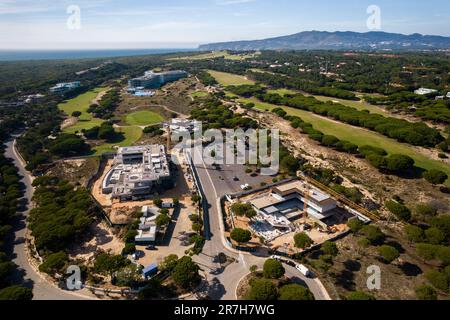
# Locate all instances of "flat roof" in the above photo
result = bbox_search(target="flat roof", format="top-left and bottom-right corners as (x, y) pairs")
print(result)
(274, 180), (331, 203)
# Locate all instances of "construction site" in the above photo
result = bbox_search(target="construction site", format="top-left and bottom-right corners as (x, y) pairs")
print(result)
(225, 177), (372, 255)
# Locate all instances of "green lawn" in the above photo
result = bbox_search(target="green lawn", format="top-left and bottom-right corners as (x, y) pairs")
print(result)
(58, 87), (107, 121)
(239, 97), (450, 184)
(125, 110), (165, 126)
(208, 70), (255, 86)
(59, 87), (110, 133)
(190, 91), (209, 98)
(267, 88), (298, 96)
(93, 126), (143, 155)
(64, 118), (105, 134)
(309, 94), (388, 115)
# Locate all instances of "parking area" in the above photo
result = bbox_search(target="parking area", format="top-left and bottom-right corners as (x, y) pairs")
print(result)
(195, 162), (275, 195)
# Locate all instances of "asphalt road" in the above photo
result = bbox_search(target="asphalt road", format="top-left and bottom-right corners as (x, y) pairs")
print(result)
(4, 137), (329, 301)
(4, 139), (93, 300)
(190, 146), (330, 300)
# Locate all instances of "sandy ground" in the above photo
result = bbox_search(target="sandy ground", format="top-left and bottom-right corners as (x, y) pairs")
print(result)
(92, 160), (114, 207)
(69, 221), (123, 263)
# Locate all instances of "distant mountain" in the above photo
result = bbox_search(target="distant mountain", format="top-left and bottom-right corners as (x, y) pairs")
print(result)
(198, 31), (450, 51)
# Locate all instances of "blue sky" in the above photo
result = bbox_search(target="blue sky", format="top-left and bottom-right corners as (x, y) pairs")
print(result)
(1, 0), (450, 49)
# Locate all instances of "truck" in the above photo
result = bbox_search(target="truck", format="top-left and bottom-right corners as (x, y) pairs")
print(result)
(296, 264), (312, 278)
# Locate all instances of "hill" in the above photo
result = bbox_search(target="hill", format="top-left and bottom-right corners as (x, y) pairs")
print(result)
(198, 31), (450, 51)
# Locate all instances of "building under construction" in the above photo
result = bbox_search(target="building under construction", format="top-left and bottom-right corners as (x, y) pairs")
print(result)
(102, 145), (171, 201)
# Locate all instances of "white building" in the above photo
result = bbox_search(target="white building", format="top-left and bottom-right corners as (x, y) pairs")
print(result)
(248, 180), (338, 226)
(414, 88), (438, 95)
(50, 81), (81, 94)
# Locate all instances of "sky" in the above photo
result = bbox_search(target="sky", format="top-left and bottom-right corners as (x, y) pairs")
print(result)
(1, 0), (450, 49)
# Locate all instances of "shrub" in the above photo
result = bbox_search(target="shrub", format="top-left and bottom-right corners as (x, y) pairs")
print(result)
(347, 218), (364, 233)
(246, 278), (278, 301)
(415, 204), (437, 220)
(360, 225), (385, 245)
(321, 135), (340, 147)
(425, 270), (449, 291)
(385, 200), (411, 221)
(415, 284), (437, 300)
(404, 225), (424, 243)
(425, 227), (445, 245)
(366, 154), (387, 169)
(122, 243), (136, 255)
(278, 284), (314, 300)
(71, 111), (82, 117)
(321, 241), (338, 256)
(346, 291), (376, 300)
(230, 228), (252, 244)
(155, 214), (171, 227)
(416, 243), (439, 261)
(153, 198), (163, 207)
(294, 232), (313, 249)
(357, 237), (371, 248)
(263, 259), (285, 279)
(378, 245), (400, 263)
(423, 170), (448, 185)
(385, 154), (415, 174)
(0, 285), (33, 300)
(172, 256), (201, 289)
(231, 203), (257, 218)
(38, 251), (68, 275)
(359, 145), (387, 157)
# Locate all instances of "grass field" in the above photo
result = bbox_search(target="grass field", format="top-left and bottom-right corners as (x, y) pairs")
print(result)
(58, 87), (107, 121)
(125, 110), (165, 126)
(310, 94), (388, 115)
(208, 70), (255, 86)
(239, 97), (450, 183)
(190, 91), (209, 98)
(267, 88), (298, 96)
(63, 118), (105, 134)
(93, 126), (143, 155)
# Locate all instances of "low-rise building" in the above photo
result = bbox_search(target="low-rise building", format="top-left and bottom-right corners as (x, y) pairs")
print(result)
(50, 81), (81, 94)
(102, 145), (171, 201)
(128, 70), (188, 89)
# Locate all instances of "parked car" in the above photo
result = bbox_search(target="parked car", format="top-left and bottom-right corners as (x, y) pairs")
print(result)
(161, 202), (174, 209)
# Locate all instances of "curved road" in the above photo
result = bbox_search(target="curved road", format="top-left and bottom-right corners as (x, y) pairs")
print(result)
(4, 139), (94, 300)
(5, 137), (329, 301)
(189, 146), (331, 300)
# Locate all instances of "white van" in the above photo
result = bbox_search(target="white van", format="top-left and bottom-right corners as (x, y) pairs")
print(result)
(296, 264), (312, 277)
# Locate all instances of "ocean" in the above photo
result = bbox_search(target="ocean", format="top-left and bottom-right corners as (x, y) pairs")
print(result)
(0, 48), (195, 62)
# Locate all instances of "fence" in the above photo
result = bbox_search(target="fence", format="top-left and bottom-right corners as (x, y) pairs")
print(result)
(184, 150), (211, 240)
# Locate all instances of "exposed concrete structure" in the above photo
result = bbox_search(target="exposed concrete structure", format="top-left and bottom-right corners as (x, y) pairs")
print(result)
(102, 145), (171, 201)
